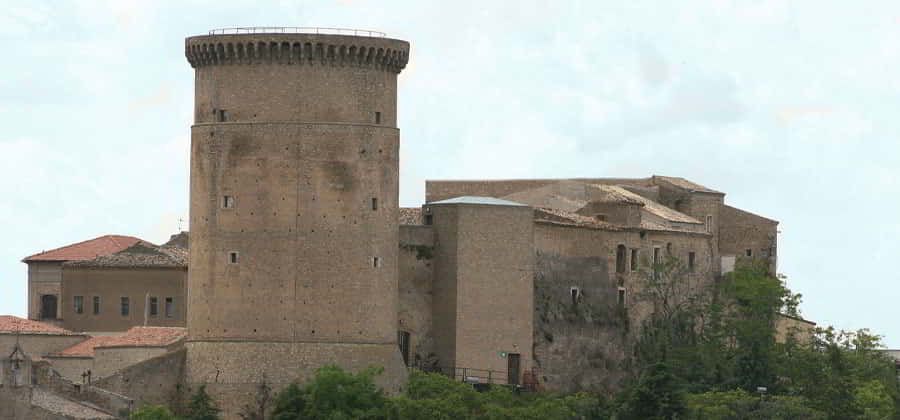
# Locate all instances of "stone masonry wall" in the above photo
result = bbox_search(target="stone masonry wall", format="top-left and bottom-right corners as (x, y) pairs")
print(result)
(398, 225), (435, 367)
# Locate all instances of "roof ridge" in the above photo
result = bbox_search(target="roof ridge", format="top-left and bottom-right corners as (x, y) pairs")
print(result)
(23, 234), (142, 262)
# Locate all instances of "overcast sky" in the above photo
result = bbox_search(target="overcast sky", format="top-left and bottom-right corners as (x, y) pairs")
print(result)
(1, 1), (898, 345)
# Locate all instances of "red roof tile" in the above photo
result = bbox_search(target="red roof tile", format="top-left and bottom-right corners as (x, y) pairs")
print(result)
(0, 315), (76, 335)
(55, 327), (186, 357)
(23, 235), (143, 262)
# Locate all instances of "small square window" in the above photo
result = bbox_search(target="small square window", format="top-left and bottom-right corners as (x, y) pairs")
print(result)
(92, 296), (101, 315)
(149, 297), (158, 316)
(229, 252), (239, 264)
(74, 296), (84, 314)
(165, 297), (174, 318)
(120, 297), (130, 316)
(746, 249), (753, 257)
(223, 195), (235, 209)
(373, 257), (381, 268)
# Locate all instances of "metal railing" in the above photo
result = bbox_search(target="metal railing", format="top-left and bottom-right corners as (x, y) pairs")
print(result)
(419, 365), (512, 386)
(207, 27), (387, 37)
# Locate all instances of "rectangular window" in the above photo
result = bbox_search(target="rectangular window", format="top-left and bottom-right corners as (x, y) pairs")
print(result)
(398, 331), (411, 366)
(216, 109), (228, 122)
(653, 247), (661, 265)
(120, 297), (130, 316)
(92, 296), (101, 315)
(615, 245), (627, 273)
(706, 215), (713, 233)
(222, 195), (234, 209)
(149, 297), (158, 316)
(74, 296), (84, 314)
(371, 197), (378, 211)
(165, 297), (174, 318)
(570, 287), (581, 306)
(229, 252), (239, 264)
(617, 288), (627, 307)
(630, 249), (638, 271)
(424, 214), (433, 225)
(373, 257), (381, 268)
(375, 111), (381, 124)
(688, 252), (696, 272)
(746, 249), (753, 257)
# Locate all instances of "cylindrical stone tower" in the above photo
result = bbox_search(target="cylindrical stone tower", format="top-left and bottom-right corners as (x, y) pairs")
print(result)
(184, 28), (409, 416)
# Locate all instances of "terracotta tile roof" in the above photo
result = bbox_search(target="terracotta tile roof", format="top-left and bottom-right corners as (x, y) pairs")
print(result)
(55, 327), (186, 357)
(502, 180), (592, 212)
(399, 207), (422, 225)
(652, 175), (723, 194)
(64, 241), (187, 269)
(0, 315), (76, 335)
(534, 208), (620, 231)
(23, 235), (142, 262)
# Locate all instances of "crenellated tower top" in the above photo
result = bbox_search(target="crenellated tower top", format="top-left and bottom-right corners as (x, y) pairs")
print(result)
(185, 27), (409, 73)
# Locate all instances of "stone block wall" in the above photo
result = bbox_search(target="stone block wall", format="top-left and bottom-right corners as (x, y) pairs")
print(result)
(398, 225), (435, 367)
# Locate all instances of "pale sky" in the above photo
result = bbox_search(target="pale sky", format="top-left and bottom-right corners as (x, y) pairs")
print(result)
(2, 1), (899, 345)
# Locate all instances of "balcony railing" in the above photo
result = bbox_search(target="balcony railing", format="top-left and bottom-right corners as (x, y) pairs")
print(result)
(207, 27), (387, 38)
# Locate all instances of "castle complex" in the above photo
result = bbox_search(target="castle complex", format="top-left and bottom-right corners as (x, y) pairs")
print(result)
(3, 28), (812, 419)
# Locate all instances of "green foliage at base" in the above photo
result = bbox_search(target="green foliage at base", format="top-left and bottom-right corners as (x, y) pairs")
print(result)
(130, 405), (178, 420)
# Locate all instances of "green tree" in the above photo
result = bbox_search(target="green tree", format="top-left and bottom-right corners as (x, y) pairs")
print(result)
(185, 385), (221, 420)
(271, 365), (388, 419)
(618, 362), (686, 420)
(271, 383), (307, 420)
(130, 405), (179, 420)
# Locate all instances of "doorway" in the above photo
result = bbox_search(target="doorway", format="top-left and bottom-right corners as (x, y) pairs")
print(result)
(507, 353), (521, 385)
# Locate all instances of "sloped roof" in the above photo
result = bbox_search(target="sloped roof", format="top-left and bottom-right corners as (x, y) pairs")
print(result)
(31, 388), (116, 419)
(0, 315), (76, 335)
(399, 207), (422, 225)
(502, 180), (593, 212)
(534, 208), (620, 231)
(429, 196), (528, 206)
(23, 235), (142, 262)
(593, 185), (702, 224)
(163, 231), (189, 248)
(55, 327), (186, 357)
(653, 175), (723, 194)
(64, 241), (187, 269)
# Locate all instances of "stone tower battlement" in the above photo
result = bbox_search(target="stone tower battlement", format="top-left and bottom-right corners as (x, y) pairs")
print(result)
(185, 30), (409, 72)
(185, 28), (410, 417)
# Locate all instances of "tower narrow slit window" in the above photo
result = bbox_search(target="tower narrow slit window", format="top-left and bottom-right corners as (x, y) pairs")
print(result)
(373, 257), (381, 268)
(371, 197), (378, 210)
(229, 252), (239, 264)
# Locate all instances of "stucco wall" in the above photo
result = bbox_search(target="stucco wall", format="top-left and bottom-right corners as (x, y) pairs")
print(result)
(61, 268), (186, 332)
(27, 262), (63, 322)
(0, 334), (86, 361)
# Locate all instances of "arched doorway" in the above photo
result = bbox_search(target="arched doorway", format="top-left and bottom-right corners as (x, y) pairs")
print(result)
(40, 294), (57, 320)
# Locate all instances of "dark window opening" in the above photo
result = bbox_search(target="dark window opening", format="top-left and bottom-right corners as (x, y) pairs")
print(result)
(375, 111), (381, 124)
(424, 214), (433, 225)
(149, 297), (158, 316)
(223, 195), (234, 209)
(216, 109), (228, 122)
(570, 287), (580, 306)
(616, 244), (627, 273)
(617, 288), (627, 306)
(666, 242), (672, 255)
(92, 296), (100, 315)
(73, 296), (84, 315)
(120, 297), (130, 316)
(653, 247), (661, 265)
(373, 257), (380, 268)
(630, 249), (638, 271)
(688, 252), (696, 272)
(40, 295), (57, 320)
(229, 252), (239, 264)
(595, 214), (607, 222)
(706, 215), (713, 233)
(371, 197), (378, 210)
(398, 331), (411, 366)
(746, 249), (753, 257)
(507, 353), (521, 385)
(165, 297), (174, 318)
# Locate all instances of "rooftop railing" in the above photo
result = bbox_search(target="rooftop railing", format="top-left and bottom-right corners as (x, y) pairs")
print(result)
(207, 27), (387, 37)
